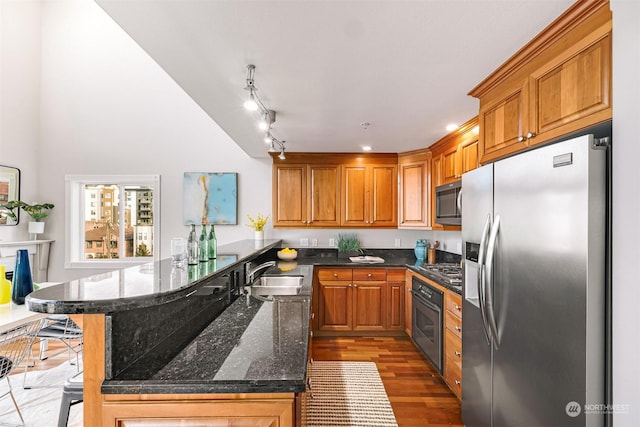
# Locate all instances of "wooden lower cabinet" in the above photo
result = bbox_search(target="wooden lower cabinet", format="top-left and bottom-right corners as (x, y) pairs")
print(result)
(316, 268), (404, 333)
(102, 393), (297, 426)
(444, 291), (463, 399)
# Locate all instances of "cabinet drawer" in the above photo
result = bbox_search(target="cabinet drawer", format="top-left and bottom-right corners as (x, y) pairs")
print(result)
(386, 269), (405, 282)
(446, 292), (462, 319)
(353, 269), (386, 281)
(445, 310), (462, 339)
(318, 269), (352, 281)
(444, 353), (462, 398)
(445, 329), (462, 370)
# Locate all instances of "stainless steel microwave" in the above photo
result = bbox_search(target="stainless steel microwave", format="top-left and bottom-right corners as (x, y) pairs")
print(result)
(435, 180), (462, 225)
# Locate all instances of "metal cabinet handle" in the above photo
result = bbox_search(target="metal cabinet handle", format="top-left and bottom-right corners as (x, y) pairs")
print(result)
(455, 326), (462, 332)
(367, 273), (372, 277)
(311, 312), (315, 319)
(333, 273), (338, 277)
(518, 135), (527, 142)
(455, 380), (461, 385)
(454, 304), (461, 311)
(354, 284), (358, 288)
(526, 132), (536, 139)
(455, 351), (461, 357)
(348, 284), (352, 287)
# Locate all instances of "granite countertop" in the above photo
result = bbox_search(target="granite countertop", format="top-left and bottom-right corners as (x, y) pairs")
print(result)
(26, 239), (283, 314)
(102, 265), (313, 395)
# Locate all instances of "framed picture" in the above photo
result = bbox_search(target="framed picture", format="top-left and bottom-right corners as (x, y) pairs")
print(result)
(183, 172), (238, 225)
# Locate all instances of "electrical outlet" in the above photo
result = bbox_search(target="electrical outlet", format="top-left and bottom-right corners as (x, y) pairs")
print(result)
(329, 238), (336, 247)
(311, 238), (318, 247)
(300, 238), (309, 247)
(395, 238), (401, 248)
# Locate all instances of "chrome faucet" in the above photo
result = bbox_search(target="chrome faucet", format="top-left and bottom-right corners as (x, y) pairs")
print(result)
(246, 260), (276, 284)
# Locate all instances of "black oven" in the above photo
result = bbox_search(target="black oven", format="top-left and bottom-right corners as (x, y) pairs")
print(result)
(435, 180), (462, 225)
(412, 276), (444, 373)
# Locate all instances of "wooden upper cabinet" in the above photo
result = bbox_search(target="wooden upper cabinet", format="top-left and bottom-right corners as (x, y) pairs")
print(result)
(273, 164), (307, 227)
(470, 0), (612, 163)
(341, 161), (397, 228)
(528, 27), (611, 144)
(428, 117), (479, 230)
(458, 136), (479, 176)
(309, 164), (341, 226)
(479, 85), (528, 162)
(273, 153), (397, 228)
(441, 143), (460, 183)
(398, 150), (431, 229)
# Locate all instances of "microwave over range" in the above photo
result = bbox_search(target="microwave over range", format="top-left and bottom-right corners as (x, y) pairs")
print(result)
(435, 180), (462, 225)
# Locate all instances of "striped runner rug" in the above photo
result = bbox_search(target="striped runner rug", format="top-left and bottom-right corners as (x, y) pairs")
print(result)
(303, 361), (398, 427)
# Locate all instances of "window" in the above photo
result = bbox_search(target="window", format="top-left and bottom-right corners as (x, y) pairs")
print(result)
(65, 174), (160, 269)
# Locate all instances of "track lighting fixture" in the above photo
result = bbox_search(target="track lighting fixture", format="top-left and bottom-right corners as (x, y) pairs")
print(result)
(243, 65), (286, 158)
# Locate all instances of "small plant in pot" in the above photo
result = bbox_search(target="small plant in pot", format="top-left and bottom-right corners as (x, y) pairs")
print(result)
(19, 202), (54, 238)
(336, 233), (361, 258)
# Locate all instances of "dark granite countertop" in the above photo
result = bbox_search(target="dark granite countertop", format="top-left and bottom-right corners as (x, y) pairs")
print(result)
(102, 290), (312, 394)
(26, 240), (460, 396)
(26, 239), (283, 314)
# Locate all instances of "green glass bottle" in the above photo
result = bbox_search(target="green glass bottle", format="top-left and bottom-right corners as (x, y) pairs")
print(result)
(187, 224), (198, 265)
(199, 224), (209, 262)
(208, 224), (217, 259)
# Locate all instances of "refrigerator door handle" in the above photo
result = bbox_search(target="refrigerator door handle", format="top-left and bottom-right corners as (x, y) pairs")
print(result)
(457, 188), (463, 212)
(477, 214), (492, 345)
(484, 214), (501, 349)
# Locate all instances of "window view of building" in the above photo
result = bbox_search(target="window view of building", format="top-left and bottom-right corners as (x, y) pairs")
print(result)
(83, 184), (154, 259)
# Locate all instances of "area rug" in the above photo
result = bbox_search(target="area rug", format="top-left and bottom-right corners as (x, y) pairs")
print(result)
(0, 362), (82, 427)
(303, 361), (398, 427)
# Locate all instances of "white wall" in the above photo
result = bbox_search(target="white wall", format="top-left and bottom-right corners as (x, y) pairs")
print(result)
(611, 1), (640, 424)
(30, 0), (450, 282)
(0, 0), (41, 241)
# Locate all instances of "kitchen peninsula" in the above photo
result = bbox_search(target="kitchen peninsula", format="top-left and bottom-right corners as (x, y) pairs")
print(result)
(27, 239), (313, 426)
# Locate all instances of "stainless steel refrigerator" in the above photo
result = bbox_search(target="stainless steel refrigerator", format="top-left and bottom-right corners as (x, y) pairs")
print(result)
(461, 134), (607, 426)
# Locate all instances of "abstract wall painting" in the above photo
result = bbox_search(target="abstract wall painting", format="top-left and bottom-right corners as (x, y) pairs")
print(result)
(183, 172), (238, 225)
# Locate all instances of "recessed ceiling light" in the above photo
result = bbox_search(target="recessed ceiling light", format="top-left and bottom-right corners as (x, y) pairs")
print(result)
(362, 145), (372, 152)
(446, 123), (459, 132)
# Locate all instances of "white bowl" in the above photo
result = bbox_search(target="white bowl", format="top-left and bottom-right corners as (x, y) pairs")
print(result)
(277, 250), (298, 260)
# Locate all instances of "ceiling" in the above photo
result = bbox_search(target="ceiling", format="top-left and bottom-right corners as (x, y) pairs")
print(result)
(95, 0), (575, 158)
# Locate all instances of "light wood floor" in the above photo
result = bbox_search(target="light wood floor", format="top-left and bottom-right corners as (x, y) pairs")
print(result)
(313, 336), (463, 427)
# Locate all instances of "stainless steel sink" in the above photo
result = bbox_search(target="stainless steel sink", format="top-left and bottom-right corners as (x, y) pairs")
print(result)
(250, 275), (303, 296)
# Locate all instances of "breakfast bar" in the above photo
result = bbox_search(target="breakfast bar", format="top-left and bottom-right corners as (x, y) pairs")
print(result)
(26, 239), (313, 426)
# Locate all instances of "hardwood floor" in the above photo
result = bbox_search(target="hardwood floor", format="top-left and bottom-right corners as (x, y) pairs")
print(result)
(313, 336), (463, 427)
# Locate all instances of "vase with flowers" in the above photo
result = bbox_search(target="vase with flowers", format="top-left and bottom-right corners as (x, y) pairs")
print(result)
(246, 213), (269, 241)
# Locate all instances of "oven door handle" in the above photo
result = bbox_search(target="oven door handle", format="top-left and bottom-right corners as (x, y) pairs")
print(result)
(413, 291), (441, 313)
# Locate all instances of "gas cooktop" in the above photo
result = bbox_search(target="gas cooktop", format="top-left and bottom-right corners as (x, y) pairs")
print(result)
(417, 263), (462, 287)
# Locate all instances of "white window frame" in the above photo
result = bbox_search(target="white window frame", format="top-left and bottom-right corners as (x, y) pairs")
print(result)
(65, 174), (161, 269)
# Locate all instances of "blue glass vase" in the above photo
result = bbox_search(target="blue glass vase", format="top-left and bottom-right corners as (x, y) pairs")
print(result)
(414, 239), (427, 261)
(11, 249), (34, 305)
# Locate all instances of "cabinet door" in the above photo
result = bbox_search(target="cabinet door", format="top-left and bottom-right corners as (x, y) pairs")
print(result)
(318, 281), (352, 331)
(458, 137), (479, 175)
(387, 281), (405, 331)
(273, 165), (307, 226)
(399, 158), (430, 229)
(479, 86), (528, 164)
(370, 165), (398, 227)
(341, 165), (368, 226)
(404, 271), (413, 336)
(308, 165), (340, 227)
(352, 281), (385, 331)
(441, 144), (460, 183)
(529, 29), (611, 145)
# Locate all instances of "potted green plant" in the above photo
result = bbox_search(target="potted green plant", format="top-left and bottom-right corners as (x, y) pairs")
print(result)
(19, 202), (54, 238)
(336, 232), (361, 258)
